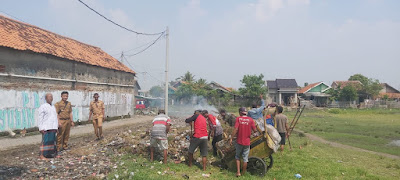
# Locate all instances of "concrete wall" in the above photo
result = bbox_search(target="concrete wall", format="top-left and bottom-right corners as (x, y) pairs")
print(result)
(0, 47), (137, 132)
(0, 89), (133, 131)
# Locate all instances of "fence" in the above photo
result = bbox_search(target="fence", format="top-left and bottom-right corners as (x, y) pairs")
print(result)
(326, 100), (400, 109)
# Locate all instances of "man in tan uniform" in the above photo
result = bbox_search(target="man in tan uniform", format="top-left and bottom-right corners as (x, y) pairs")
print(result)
(55, 91), (74, 151)
(89, 93), (105, 140)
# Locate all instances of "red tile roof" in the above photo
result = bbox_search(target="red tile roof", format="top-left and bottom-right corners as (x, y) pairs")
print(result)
(332, 81), (362, 90)
(298, 82), (321, 94)
(379, 93), (400, 99)
(0, 15), (135, 74)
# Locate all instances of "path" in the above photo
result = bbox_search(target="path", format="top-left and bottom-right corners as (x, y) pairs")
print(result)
(295, 129), (400, 160)
(0, 116), (153, 151)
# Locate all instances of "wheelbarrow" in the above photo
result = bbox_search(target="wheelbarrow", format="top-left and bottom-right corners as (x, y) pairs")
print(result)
(220, 134), (274, 177)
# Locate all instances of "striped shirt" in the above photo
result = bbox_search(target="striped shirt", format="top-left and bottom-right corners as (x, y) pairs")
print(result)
(151, 114), (171, 140)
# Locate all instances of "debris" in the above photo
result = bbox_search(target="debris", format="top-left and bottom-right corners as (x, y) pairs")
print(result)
(182, 174), (190, 179)
(202, 173), (210, 178)
(295, 174), (302, 179)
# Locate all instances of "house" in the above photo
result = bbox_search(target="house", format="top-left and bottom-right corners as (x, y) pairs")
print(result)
(298, 82), (331, 107)
(209, 81), (232, 94)
(378, 83), (400, 100)
(0, 15), (138, 132)
(266, 79), (298, 105)
(331, 81), (362, 90)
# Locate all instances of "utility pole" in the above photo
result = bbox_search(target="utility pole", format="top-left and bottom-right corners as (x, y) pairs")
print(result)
(164, 27), (169, 116)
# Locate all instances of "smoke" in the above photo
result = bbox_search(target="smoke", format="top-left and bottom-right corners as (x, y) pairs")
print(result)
(168, 96), (219, 118)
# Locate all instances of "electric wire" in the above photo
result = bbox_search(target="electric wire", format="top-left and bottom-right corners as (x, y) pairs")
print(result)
(125, 32), (165, 57)
(77, 0), (165, 36)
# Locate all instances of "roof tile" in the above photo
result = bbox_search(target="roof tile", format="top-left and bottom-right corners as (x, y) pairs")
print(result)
(0, 15), (134, 74)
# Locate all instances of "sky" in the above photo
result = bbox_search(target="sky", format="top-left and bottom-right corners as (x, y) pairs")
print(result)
(1, 0), (400, 91)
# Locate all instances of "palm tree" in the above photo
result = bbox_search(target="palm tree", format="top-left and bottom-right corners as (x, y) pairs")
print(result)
(181, 71), (195, 83)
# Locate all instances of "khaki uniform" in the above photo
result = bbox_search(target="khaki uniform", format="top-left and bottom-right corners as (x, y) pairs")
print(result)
(55, 100), (72, 151)
(90, 100), (105, 137)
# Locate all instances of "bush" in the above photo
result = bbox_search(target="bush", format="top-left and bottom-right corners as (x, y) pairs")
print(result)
(328, 109), (341, 114)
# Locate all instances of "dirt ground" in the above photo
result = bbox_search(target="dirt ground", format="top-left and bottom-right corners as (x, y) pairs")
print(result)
(0, 116), (154, 180)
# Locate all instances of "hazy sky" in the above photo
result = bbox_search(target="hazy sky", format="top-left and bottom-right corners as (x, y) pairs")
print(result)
(2, 0), (400, 90)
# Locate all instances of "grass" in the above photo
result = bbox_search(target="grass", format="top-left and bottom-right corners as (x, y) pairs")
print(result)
(108, 132), (400, 180)
(288, 108), (400, 156)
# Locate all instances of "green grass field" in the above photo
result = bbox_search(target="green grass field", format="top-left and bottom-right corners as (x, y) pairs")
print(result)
(108, 132), (400, 179)
(290, 108), (400, 156)
(108, 108), (400, 179)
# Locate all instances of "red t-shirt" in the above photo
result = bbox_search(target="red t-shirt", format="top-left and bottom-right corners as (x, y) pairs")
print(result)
(235, 116), (256, 146)
(207, 114), (217, 129)
(185, 114), (208, 138)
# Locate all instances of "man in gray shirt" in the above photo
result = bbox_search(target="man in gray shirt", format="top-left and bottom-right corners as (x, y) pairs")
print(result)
(275, 106), (290, 151)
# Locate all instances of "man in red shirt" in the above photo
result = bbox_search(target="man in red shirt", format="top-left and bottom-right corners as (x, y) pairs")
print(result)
(230, 107), (257, 177)
(202, 110), (223, 156)
(185, 110), (208, 171)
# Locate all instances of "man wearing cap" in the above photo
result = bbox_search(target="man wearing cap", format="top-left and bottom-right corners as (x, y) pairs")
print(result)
(185, 110), (208, 171)
(230, 107), (257, 177)
(89, 93), (105, 140)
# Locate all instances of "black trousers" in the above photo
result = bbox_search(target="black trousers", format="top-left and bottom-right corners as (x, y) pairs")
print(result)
(212, 134), (223, 155)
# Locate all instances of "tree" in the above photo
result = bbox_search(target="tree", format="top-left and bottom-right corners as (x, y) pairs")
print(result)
(149, 86), (164, 97)
(239, 74), (267, 99)
(348, 74), (382, 99)
(339, 86), (358, 101)
(181, 71), (195, 83)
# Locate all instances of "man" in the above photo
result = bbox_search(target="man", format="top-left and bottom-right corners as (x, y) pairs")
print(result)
(248, 95), (265, 131)
(202, 110), (223, 156)
(89, 93), (105, 140)
(275, 106), (290, 151)
(38, 93), (58, 160)
(55, 91), (74, 151)
(230, 107), (257, 177)
(217, 109), (236, 127)
(150, 110), (171, 164)
(185, 110), (208, 171)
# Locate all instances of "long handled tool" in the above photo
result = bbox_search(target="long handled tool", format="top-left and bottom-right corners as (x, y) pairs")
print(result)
(287, 105), (306, 150)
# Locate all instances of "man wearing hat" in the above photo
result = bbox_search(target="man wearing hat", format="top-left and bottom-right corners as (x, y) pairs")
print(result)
(230, 107), (257, 177)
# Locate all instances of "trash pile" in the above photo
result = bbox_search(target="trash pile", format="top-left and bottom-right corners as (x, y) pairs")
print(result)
(0, 116), (239, 180)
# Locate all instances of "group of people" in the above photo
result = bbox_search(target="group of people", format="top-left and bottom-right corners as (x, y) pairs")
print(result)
(149, 95), (290, 177)
(37, 92), (105, 160)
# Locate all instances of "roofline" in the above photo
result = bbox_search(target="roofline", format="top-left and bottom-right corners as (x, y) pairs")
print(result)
(381, 83), (400, 93)
(0, 15), (136, 75)
(0, 15), (103, 51)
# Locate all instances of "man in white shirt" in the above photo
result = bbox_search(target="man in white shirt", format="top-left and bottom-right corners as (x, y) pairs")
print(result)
(38, 93), (59, 160)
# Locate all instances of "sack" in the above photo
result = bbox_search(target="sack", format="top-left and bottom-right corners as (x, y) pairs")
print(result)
(266, 124), (281, 152)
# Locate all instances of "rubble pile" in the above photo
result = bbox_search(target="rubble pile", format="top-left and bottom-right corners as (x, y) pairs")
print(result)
(0, 116), (239, 179)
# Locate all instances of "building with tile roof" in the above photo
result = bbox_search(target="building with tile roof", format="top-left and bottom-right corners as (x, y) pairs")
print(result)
(298, 82), (331, 107)
(266, 79), (298, 105)
(331, 81), (362, 90)
(0, 15), (139, 132)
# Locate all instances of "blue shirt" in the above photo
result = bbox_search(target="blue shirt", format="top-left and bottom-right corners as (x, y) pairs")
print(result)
(248, 99), (265, 120)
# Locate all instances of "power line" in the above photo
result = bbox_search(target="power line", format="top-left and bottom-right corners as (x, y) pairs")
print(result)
(111, 39), (161, 57)
(125, 32), (165, 57)
(77, 0), (165, 36)
(122, 55), (164, 83)
(0, 10), (26, 23)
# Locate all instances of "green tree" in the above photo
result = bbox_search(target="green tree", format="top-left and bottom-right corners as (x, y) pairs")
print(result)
(239, 74), (267, 99)
(339, 86), (358, 101)
(175, 83), (195, 103)
(149, 85), (164, 97)
(349, 74), (382, 99)
(181, 71), (195, 83)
